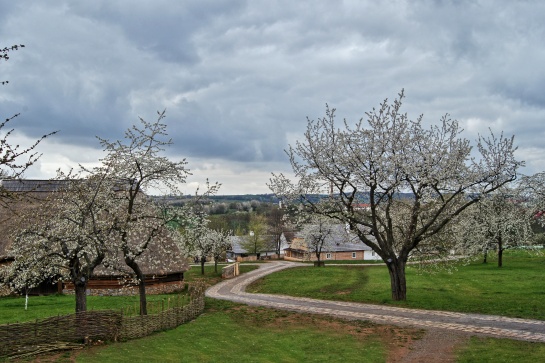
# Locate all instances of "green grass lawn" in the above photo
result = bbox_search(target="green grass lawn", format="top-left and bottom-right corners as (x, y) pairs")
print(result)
(457, 337), (545, 363)
(1, 264), (395, 362)
(4, 299), (545, 363)
(0, 264), (258, 324)
(247, 251), (545, 320)
(298, 259), (385, 265)
(0, 293), (189, 325)
(326, 260), (385, 264)
(2, 253), (545, 362)
(74, 299), (391, 363)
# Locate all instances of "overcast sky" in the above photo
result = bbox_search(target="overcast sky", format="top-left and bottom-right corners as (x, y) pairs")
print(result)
(1, 1), (544, 195)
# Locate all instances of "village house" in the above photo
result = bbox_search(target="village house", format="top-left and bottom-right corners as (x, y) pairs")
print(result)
(283, 225), (382, 262)
(0, 179), (188, 296)
(226, 233), (291, 261)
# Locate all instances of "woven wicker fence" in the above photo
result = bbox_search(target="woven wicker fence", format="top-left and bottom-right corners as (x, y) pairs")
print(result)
(119, 284), (205, 340)
(0, 282), (205, 358)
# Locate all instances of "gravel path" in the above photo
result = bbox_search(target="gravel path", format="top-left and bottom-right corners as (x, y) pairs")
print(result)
(206, 261), (545, 343)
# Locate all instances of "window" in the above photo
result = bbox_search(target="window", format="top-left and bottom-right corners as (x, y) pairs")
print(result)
(352, 252), (357, 259)
(371, 251), (376, 257)
(326, 253), (332, 259)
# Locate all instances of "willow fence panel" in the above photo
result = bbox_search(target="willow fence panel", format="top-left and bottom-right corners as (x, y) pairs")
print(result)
(0, 282), (205, 358)
(119, 292), (204, 340)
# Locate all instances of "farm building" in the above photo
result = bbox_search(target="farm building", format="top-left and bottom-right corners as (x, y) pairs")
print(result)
(283, 225), (382, 262)
(226, 233), (291, 261)
(0, 179), (188, 296)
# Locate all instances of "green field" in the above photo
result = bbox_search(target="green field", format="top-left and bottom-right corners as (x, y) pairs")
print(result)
(248, 251), (545, 320)
(2, 252), (545, 362)
(298, 259), (385, 265)
(74, 299), (392, 363)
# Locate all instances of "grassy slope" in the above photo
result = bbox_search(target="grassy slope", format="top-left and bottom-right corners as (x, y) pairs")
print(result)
(76, 299), (388, 363)
(248, 251), (545, 320)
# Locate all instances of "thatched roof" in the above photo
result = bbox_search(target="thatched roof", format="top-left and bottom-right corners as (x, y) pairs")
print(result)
(94, 228), (188, 277)
(0, 179), (67, 193)
(0, 179), (188, 276)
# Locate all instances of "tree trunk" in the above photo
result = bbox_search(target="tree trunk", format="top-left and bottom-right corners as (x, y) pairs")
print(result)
(214, 257), (218, 274)
(483, 246), (488, 264)
(138, 277), (148, 315)
(314, 251), (323, 267)
(75, 281), (87, 313)
(386, 259), (407, 301)
(275, 234), (282, 255)
(498, 248), (504, 268)
(126, 258), (148, 315)
(497, 237), (503, 268)
(74, 280), (89, 343)
(201, 256), (206, 275)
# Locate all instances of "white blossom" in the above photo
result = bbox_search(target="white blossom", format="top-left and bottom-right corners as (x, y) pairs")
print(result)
(269, 90), (522, 300)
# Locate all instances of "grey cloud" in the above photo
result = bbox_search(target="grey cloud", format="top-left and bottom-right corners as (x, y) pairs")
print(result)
(66, 0), (247, 64)
(2, 0), (545, 193)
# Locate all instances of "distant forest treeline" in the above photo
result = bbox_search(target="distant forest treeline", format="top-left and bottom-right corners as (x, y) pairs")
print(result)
(153, 194), (284, 235)
(156, 192), (409, 206)
(154, 192), (415, 235)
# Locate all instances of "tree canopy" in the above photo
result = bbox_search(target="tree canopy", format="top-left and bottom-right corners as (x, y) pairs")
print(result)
(270, 90), (522, 300)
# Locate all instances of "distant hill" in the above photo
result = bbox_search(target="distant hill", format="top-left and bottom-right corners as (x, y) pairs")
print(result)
(208, 194), (280, 203)
(151, 194), (281, 206)
(153, 192), (415, 206)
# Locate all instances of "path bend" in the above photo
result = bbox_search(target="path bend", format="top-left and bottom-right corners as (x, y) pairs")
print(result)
(205, 261), (545, 343)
